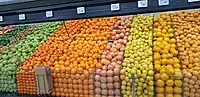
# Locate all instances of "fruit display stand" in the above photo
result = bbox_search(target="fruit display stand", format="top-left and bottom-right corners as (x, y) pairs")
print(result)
(121, 15), (154, 97)
(0, 25), (27, 47)
(171, 11), (200, 97)
(0, 11), (199, 97)
(95, 16), (132, 97)
(153, 13), (183, 97)
(0, 22), (62, 96)
(0, 25), (15, 35)
(0, 26), (34, 54)
(0, 0), (200, 97)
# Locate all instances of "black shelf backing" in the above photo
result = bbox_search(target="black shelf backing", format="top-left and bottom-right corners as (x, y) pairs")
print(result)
(0, 0), (199, 26)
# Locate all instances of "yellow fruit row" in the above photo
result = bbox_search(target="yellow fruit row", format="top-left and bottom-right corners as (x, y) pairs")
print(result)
(153, 13), (182, 97)
(171, 11), (200, 97)
(121, 15), (154, 97)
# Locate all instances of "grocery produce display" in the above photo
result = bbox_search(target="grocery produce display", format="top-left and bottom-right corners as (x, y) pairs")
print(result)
(0, 26), (27, 46)
(0, 10), (199, 97)
(95, 16), (132, 97)
(0, 26), (35, 54)
(0, 22), (61, 93)
(171, 11), (200, 97)
(0, 25), (15, 35)
(18, 18), (118, 96)
(8, 26), (34, 47)
(16, 71), (37, 95)
(153, 13), (183, 97)
(121, 15), (154, 97)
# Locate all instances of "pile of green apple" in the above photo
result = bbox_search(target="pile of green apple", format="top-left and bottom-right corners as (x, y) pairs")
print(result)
(0, 22), (61, 92)
(0, 25), (27, 46)
(121, 15), (154, 97)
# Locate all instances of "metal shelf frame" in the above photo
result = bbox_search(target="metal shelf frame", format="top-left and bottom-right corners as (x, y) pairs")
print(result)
(0, 0), (199, 25)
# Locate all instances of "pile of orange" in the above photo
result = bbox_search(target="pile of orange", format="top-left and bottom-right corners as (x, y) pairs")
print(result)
(21, 18), (119, 72)
(16, 71), (38, 95)
(19, 17), (119, 96)
(51, 71), (94, 97)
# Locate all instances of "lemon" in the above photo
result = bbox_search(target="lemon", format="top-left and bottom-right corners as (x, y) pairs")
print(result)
(174, 94), (182, 97)
(167, 68), (175, 75)
(166, 94), (174, 97)
(175, 80), (182, 87)
(159, 44), (165, 49)
(160, 68), (166, 73)
(148, 80), (154, 86)
(174, 63), (181, 68)
(122, 81), (126, 86)
(167, 59), (174, 65)
(136, 91), (141, 96)
(166, 80), (174, 86)
(164, 37), (170, 42)
(169, 33), (174, 37)
(154, 53), (161, 60)
(161, 59), (168, 65)
(155, 64), (161, 71)
(157, 93), (164, 97)
(154, 47), (161, 53)
(160, 73), (169, 81)
(157, 87), (164, 93)
(155, 74), (160, 80)
(168, 28), (173, 33)
(174, 87), (182, 94)
(174, 72), (182, 80)
(169, 39), (176, 44)
(156, 80), (164, 87)
(126, 86), (131, 91)
(156, 32), (162, 37)
(165, 86), (173, 93)
(121, 85), (126, 90)
(167, 54), (173, 58)
(154, 60), (161, 65)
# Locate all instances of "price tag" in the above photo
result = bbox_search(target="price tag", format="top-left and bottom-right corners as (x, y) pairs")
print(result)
(46, 11), (53, 18)
(111, 3), (120, 11)
(19, 14), (26, 20)
(188, 0), (199, 2)
(77, 7), (85, 14)
(0, 16), (3, 22)
(138, 0), (148, 8)
(158, 0), (169, 6)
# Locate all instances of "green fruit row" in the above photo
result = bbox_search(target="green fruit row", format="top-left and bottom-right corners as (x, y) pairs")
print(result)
(0, 22), (62, 93)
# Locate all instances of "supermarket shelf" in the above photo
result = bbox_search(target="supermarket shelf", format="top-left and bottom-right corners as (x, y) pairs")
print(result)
(0, 0), (199, 25)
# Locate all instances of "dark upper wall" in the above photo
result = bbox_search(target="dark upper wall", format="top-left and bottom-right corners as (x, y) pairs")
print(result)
(0, 0), (95, 12)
